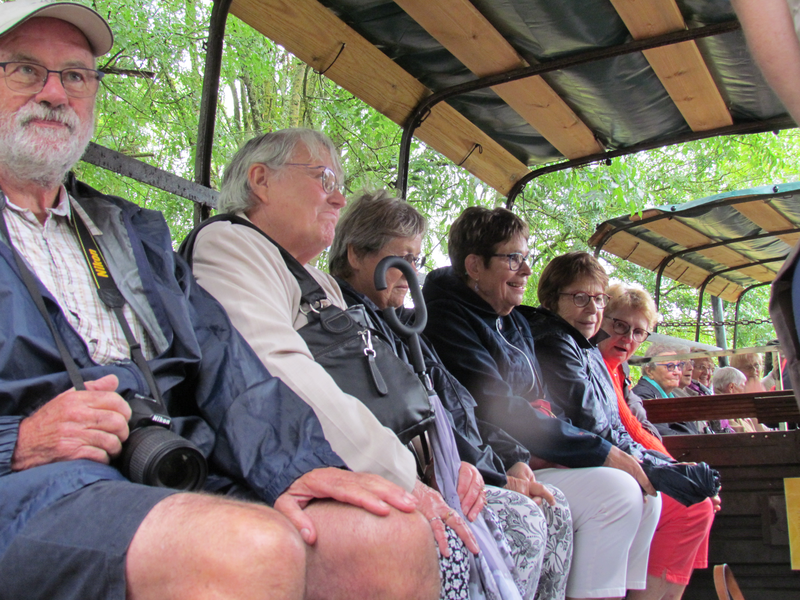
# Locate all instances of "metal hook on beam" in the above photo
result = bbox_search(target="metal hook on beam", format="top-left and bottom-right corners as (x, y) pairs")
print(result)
(317, 43), (346, 76)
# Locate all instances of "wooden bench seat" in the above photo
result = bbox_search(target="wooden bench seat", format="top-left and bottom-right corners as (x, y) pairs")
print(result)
(642, 390), (800, 425)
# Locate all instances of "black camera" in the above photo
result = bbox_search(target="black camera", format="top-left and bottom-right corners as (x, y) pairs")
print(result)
(119, 394), (208, 491)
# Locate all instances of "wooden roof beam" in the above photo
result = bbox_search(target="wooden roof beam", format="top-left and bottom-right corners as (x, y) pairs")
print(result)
(230, 0), (530, 195)
(733, 199), (800, 247)
(610, 0), (733, 131)
(393, 0), (603, 160)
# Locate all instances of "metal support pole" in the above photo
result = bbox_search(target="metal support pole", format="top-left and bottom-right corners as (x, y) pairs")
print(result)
(695, 284), (706, 343)
(711, 295), (728, 365)
(193, 0), (232, 224)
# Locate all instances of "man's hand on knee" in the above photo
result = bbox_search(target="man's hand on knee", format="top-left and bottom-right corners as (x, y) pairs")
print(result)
(12, 374), (131, 471)
(274, 468), (418, 544)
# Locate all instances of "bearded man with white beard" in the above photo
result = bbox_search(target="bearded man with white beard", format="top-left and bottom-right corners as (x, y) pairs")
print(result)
(0, 3), (443, 600)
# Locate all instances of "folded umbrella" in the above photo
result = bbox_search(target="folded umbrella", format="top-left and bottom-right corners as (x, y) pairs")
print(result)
(642, 461), (721, 506)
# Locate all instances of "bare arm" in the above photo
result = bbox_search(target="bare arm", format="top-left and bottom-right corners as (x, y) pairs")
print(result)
(732, 0), (800, 124)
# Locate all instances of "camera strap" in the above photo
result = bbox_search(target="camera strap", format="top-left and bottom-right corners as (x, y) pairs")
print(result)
(69, 202), (164, 405)
(0, 191), (163, 405)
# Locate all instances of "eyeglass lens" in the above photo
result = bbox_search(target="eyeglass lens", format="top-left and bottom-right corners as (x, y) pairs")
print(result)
(494, 253), (529, 271)
(610, 318), (649, 342)
(319, 167), (339, 194)
(398, 254), (422, 268)
(659, 361), (686, 371)
(284, 163), (340, 194)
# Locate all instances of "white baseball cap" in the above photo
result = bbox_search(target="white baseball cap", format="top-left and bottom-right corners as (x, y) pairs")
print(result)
(0, 0), (113, 56)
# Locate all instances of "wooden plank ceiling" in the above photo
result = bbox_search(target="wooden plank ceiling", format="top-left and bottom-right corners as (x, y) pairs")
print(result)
(587, 191), (800, 302)
(590, 226), (745, 302)
(230, 0), (734, 196)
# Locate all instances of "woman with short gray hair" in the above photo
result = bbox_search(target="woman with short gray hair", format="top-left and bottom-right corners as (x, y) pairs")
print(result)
(218, 128), (344, 215)
(329, 189), (426, 280)
(331, 190), (575, 600)
(712, 366), (747, 393)
(712, 367), (770, 433)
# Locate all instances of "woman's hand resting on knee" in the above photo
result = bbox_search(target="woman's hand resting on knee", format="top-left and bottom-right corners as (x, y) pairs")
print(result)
(603, 446), (657, 496)
(505, 461), (556, 506)
(413, 479), (480, 557)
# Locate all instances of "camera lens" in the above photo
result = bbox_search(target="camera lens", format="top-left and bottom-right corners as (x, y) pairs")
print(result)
(122, 426), (207, 491)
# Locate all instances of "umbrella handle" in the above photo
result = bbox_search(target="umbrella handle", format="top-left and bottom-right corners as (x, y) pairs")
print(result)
(374, 256), (427, 375)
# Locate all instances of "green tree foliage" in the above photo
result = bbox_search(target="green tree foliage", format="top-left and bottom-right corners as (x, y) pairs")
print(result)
(73, 0), (799, 350)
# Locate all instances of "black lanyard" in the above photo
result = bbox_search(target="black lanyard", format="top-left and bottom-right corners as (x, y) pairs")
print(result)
(0, 191), (163, 405)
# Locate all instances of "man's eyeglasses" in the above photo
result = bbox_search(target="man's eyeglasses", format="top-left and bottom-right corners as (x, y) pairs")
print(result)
(394, 253), (425, 269)
(605, 317), (650, 343)
(0, 62), (104, 98)
(656, 361), (686, 372)
(493, 252), (530, 271)
(285, 163), (342, 194)
(559, 292), (610, 308)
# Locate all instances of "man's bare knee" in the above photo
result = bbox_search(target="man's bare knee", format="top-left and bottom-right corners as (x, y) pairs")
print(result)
(303, 500), (440, 600)
(127, 493), (306, 600)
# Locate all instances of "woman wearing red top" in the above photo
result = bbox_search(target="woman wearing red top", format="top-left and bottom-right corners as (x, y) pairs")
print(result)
(598, 283), (720, 600)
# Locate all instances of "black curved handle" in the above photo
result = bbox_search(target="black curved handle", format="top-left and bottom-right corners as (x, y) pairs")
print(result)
(374, 256), (428, 335)
(374, 256), (428, 378)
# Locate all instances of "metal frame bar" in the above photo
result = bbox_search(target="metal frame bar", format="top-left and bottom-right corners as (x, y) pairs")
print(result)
(693, 257), (787, 341)
(396, 20), (744, 198)
(82, 142), (219, 207)
(733, 281), (772, 348)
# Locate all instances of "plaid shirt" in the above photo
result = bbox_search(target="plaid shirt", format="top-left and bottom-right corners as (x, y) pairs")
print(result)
(4, 188), (154, 365)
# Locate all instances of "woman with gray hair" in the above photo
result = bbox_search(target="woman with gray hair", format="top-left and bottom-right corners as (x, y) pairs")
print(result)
(631, 344), (707, 437)
(712, 367), (769, 433)
(330, 190), (574, 600)
(712, 366), (747, 394)
(186, 129), (482, 599)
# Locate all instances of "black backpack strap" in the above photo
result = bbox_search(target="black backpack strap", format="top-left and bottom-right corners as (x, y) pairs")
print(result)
(179, 213), (329, 308)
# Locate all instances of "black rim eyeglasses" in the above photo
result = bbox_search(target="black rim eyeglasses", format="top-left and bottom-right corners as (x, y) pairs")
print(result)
(492, 252), (530, 271)
(0, 61), (104, 98)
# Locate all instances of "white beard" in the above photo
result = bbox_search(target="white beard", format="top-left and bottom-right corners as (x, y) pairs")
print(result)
(0, 101), (94, 189)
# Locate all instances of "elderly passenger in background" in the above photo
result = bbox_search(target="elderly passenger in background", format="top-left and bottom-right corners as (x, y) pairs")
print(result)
(729, 352), (770, 393)
(188, 128), (504, 599)
(597, 283), (718, 600)
(671, 360), (695, 397)
(328, 189), (574, 600)
(423, 206), (661, 600)
(631, 345), (707, 437)
(685, 352), (715, 396)
(713, 367), (771, 433)
(691, 356), (715, 393)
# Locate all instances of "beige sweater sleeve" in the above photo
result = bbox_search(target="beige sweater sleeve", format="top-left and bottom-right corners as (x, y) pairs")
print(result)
(191, 218), (417, 491)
